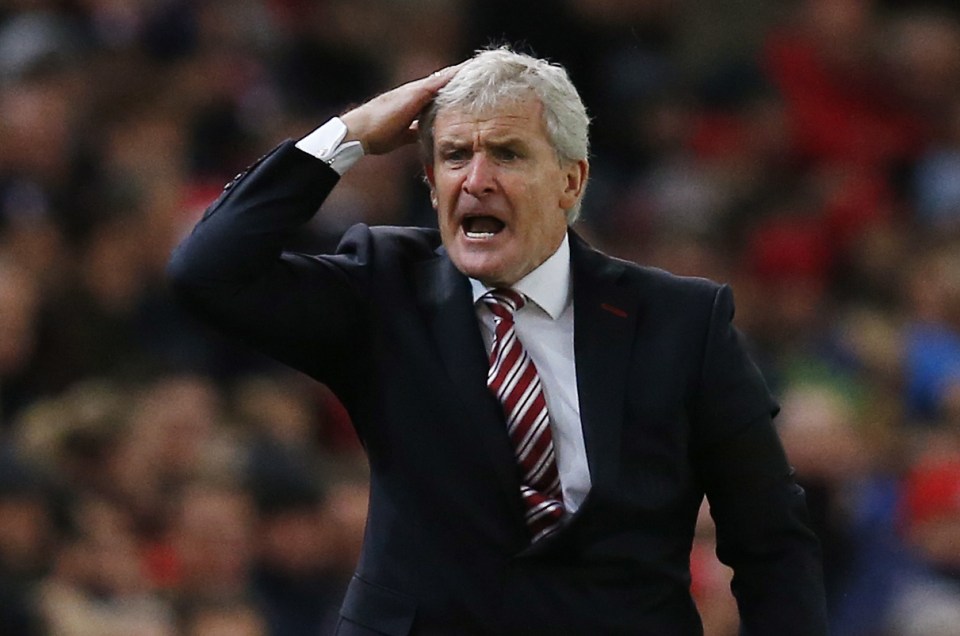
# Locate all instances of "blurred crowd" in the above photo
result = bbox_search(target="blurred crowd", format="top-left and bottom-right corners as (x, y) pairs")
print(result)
(2, 0), (960, 634)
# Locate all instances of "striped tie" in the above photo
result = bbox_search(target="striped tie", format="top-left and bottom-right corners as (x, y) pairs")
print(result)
(483, 289), (565, 542)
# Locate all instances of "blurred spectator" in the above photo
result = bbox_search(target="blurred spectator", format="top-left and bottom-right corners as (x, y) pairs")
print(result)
(902, 243), (960, 424)
(763, 0), (927, 169)
(914, 97), (960, 231)
(36, 494), (176, 636)
(13, 379), (129, 498)
(0, 258), (40, 424)
(0, 448), (50, 635)
(110, 375), (241, 534)
(248, 454), (347, 635)
(159, 480), (256, 603)
(180, 597), (267, 636)
(875, 452), (960, 636)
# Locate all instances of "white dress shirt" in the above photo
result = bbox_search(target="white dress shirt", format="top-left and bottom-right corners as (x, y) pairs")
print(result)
(470, 235), (591, 514)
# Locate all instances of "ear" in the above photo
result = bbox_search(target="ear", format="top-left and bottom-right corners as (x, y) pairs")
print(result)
(424, 163), (438, 208)
(559, 159), (589, 211)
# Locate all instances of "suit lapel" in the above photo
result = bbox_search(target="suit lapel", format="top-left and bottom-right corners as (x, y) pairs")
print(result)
(412, 250), (525, 519)
(570, 232), (638, 497)
(519, 232), (639, 557)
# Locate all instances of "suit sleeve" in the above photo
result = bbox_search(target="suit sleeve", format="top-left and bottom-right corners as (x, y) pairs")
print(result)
(166, 140), (372, 387)
(691, 285), (828, 635)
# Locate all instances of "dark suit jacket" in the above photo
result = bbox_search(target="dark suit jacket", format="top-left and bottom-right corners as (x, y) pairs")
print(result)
(168, 141), (828, 635)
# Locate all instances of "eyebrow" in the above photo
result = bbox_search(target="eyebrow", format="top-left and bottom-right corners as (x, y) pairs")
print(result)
(436, 138), (470, 150)
(436, 135), (530, 150)
(486, 136), (528, 149)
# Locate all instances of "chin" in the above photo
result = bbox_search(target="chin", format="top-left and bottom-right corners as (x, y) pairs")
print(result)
(451, 256), (508, 286)
(459, 265), (505, 286)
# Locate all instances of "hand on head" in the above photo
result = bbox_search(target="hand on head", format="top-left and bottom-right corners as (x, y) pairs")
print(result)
(340, 64), (462, 156)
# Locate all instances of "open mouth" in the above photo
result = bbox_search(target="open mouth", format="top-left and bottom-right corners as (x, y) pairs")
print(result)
(462, 216), (505, 239)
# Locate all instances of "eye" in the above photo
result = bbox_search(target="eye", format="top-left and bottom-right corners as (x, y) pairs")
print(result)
(441, 147), (470, 165)
(493, 147), (520, 162)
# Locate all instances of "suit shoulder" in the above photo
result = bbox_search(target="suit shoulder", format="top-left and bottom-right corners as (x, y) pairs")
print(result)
(628, 261), (720, 292)
(368, 225), (442, 250)
(337, 224), (442, 262)
(572, 233), (726, 316)
(609, 253), (723, 305)
(574, 232), (719, 291)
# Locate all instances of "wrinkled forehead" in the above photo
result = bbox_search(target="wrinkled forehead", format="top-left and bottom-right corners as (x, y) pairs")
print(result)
(430, 93), (550, 143)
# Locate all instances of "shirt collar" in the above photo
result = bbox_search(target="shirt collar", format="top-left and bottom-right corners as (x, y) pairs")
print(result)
(469, 233), (571, 320)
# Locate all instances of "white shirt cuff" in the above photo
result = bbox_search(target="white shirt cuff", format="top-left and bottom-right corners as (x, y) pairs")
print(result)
(295, 117), (365, 175)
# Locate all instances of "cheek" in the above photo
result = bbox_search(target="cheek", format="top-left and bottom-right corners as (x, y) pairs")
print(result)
(520, 176), (557, 208)
(437, 186), (461, 217)
(436, 207), (461, 243)
(435, 171), (461, 195)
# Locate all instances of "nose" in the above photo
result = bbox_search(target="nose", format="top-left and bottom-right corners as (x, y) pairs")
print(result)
(462, 153), (496, 197)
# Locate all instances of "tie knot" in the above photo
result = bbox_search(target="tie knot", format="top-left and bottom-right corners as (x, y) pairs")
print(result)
(484, 288), (525, 317)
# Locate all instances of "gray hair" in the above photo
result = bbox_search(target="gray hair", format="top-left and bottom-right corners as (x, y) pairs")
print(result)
(419, 47), (591, 223)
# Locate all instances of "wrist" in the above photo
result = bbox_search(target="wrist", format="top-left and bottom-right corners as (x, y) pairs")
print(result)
(295, 117), (365, 175)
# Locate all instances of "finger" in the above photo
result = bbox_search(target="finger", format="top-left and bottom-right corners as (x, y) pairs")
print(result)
(422, 62), (465, 89)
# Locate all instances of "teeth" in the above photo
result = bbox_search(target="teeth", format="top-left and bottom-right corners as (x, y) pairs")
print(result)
(465, 231), (496, 239)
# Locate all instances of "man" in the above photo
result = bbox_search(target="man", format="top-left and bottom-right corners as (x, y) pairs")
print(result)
(168, 48), (828, 635)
